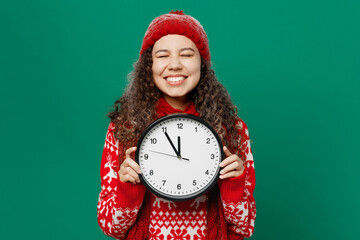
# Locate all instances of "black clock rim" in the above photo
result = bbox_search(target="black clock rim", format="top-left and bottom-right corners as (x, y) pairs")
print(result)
(135, 113), (225, 202)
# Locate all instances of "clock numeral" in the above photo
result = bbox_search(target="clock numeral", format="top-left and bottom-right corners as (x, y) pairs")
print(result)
(177, 123), (183, 129)
(150, 138), (157, 144)
(206, 138), (210, 144)
(193, 180), (197, 186)
(144, 154), (148, 160)
(162, 127), (167, 133)
(177, 184), (181, 190)
(150, 170), (154, 175)
(195, 127), (197, 132)
(205, 170), (209, 175)
(211, 154), (215, 159)
(162, 180), (166, 186)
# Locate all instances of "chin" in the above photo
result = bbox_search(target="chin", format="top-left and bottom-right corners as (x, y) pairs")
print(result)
(167, 91), (189, 98)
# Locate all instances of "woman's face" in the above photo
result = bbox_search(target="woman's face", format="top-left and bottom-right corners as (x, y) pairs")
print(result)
(152, 34), (201, 109)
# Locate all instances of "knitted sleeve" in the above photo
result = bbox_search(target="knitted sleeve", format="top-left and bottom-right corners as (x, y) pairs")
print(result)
(97, 122), (146, 239)
(218, 119), (256, 238)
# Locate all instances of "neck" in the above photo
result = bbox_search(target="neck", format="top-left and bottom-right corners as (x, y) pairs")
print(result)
(163, 95), (192, 111)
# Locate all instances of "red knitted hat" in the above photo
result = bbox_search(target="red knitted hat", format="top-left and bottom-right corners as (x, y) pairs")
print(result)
(140, 10), (210, 61)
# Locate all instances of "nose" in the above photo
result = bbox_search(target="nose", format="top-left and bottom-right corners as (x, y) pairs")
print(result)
(168, 55), (182, 70)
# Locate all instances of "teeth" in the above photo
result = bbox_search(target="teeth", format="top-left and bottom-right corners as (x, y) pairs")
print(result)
(166, 76), (186, 82)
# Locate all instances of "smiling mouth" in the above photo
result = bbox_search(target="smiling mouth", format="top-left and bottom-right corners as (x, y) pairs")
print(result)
(164, 76), (188, 85)
(166, 76), (187, 82)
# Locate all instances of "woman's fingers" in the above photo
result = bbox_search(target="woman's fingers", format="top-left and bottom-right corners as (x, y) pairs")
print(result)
(119, 173), (136, 184)
(119, 166), (140, 184)
(223, 146), (232, 157)
(220, 170), (240, 179)
(125, 146), (137, 159)
(119, 146), (142, 184)
(219, 154), (238, 168)
(219, 146), (245, 179)
(220, 160), (241, 175)
(122, 157), (142, 174)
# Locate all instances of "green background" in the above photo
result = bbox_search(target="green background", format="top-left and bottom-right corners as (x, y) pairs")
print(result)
(1, 0), (359, 239)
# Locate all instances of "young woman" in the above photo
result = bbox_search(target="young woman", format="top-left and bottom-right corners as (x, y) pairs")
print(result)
(97, 10), (256, 239)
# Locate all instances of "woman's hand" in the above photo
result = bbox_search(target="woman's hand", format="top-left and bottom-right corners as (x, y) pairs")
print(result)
(219, 146), (245, 179)
(119, 146), (142, 184)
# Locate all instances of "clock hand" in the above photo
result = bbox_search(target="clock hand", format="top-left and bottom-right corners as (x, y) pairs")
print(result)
(178, 136), (181, 157)
(149, 150), (189, 161)
(164, 131), (180, 157)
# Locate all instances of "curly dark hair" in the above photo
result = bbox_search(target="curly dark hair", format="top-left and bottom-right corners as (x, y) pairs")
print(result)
(108, 47), (245, 161)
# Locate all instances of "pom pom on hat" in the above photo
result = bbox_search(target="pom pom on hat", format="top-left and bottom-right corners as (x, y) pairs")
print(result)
(140, 10), (210, 61)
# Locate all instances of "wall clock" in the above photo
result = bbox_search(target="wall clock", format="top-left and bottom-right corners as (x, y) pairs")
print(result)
(135, 113), (224, 201)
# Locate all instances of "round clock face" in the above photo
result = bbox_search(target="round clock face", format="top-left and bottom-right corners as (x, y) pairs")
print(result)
(135, 114), (224, 201)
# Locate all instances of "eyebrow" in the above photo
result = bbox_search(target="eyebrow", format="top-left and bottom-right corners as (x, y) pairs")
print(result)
(155, 48), (195, 54)
(180, 48), (195, 52)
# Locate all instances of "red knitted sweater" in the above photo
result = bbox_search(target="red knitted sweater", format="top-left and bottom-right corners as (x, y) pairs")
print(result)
(97, 98), (256, 239)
